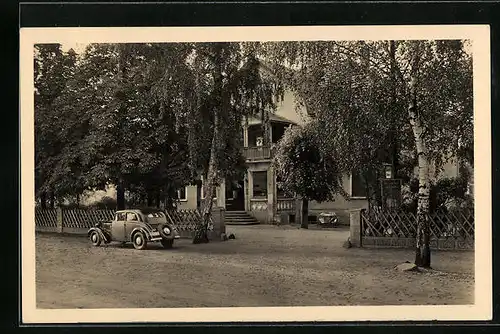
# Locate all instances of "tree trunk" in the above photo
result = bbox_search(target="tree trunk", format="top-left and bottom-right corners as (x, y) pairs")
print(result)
(389, 40), (400, 178)
(116, 183), (125, 210)
(155, 192), (161, 208)
(408, 48), (431, 268)
(40, 191), (47, 210)
(300, 198), (309, 229)
(49, 191), (55, 209)
(193, 45), (224, 244)
(193, 122), (220, 243)
(76, 194), (80, 208)
(147, 193), (153, 207)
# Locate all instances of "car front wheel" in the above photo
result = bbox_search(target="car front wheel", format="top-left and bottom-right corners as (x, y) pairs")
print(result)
(89, 231), (101, 247)
(132, 231), (148, 250)
(161, 238), (174, 249)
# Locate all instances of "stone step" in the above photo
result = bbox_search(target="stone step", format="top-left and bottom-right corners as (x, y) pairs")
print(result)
(225, 217), (258, 220)
(224, 211), (259, 225)
(225, 220), (260, 226)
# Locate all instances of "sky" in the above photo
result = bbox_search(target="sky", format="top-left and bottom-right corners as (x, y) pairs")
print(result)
(60, 42), (87, 54)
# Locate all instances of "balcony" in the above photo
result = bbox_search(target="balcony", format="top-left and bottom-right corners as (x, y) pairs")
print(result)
(243, 146), (274, 162)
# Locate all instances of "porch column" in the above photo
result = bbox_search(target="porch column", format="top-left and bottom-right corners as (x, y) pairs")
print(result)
(243, 124), (249, 147)
(267, 166), (276, 223)
(246, 170), (253, 211)
(269, 123), (273, 145)
(216, 179), (226, 209)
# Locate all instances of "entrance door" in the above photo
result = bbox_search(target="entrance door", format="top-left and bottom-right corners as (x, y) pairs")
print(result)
(226, 180), (245, 211)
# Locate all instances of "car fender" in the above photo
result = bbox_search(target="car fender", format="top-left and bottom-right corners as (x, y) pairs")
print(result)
(88, 227), (110, 243)
(130, 227), (151, 241)
(158, 223), (178, 239)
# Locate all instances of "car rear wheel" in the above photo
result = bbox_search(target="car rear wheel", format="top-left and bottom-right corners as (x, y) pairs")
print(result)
(89, 231), (101, 247)
(161, 239), (174, 249)
(132, 231), (147, 250)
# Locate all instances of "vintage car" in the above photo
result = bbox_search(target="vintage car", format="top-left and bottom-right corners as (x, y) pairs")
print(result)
(88, 208), (180, 250)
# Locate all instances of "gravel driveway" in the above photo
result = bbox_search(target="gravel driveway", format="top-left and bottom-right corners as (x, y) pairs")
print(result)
(36, 225), (474, 309)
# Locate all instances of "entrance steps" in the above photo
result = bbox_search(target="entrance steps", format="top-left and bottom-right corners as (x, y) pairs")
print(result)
(225, 211), (260, 225)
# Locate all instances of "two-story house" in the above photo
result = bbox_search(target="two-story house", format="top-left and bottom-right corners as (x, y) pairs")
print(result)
(174, 89), (375, 225)
(174, 85), (470, 226)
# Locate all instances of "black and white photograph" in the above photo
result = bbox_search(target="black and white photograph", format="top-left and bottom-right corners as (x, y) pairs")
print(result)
(20, 25), (492, 323)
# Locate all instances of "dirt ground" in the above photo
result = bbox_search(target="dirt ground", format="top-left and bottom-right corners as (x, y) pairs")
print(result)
(35, 225), (474, 309)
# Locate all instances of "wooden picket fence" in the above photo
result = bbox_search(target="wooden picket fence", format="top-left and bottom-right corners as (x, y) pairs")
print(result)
(35, 207), (216, 236)
(360, 207), (474, 250)
(166, 209), (214, 232)
(62, 209), (115, 229)
(34, 209), (58, 228)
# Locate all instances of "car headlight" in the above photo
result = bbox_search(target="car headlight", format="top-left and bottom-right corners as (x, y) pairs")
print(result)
(162, 226), (171, 235)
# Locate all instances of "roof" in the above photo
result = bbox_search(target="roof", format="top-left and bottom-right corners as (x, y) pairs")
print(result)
(248, 113), (297, 125)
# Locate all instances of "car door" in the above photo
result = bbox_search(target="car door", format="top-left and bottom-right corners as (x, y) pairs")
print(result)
(111, 212), (127, 242)
(125, 212), (140, 239)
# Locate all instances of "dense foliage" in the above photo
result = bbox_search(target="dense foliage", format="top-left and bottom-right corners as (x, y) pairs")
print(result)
(34, 42), (282, 242)
(273, 124), (346, 202)
(259, 40), (473, 265)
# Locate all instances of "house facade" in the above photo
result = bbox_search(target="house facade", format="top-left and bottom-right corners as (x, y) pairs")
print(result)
(174, 88), (469, 225)
(175, 90), (374, 225)
(79, 88), (468, 225)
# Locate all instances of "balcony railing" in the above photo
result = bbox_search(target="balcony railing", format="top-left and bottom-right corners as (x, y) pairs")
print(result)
(243, 146), (274, 161)
(277, 198), (296, 212)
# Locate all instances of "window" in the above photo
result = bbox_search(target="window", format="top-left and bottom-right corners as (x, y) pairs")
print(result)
(177, 187), (187, 201)
(350, 171), (367, 198)
(252, 171), (268, 197)
(126, 212), (138, 221)
(116, 212), (126, 221)
(272, 124), (286, 144)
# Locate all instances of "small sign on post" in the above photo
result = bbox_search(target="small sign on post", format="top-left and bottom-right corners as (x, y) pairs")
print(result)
(380, 178), (402, 211)
(384, 163), (393, 179)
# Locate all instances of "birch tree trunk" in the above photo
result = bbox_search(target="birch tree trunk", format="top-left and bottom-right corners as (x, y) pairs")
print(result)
(193, 111), (221, 243)
(193, 45), (224, 244)
(407, 48), (432, 268)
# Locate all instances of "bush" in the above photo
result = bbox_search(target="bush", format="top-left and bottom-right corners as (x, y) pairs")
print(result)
(401, 174), (472, 214)
(88, 196), (117, 209)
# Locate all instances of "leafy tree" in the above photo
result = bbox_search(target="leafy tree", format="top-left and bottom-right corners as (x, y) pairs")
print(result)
(35, 43), (193, 210)
(34, 44), (78, 208)
(151, 42), (283, 243)
(273, 123), (346, 228)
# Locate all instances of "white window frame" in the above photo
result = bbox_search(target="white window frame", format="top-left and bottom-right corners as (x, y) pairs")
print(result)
(349, 172), (367, 200)
(177, 187), (188, 202)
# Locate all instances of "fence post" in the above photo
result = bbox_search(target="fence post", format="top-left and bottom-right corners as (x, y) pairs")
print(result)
(349, 209), (363, 247)
(211, 207), (226, 239)
(295, 198), (303, 226)
(56, 207), (64, 233)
